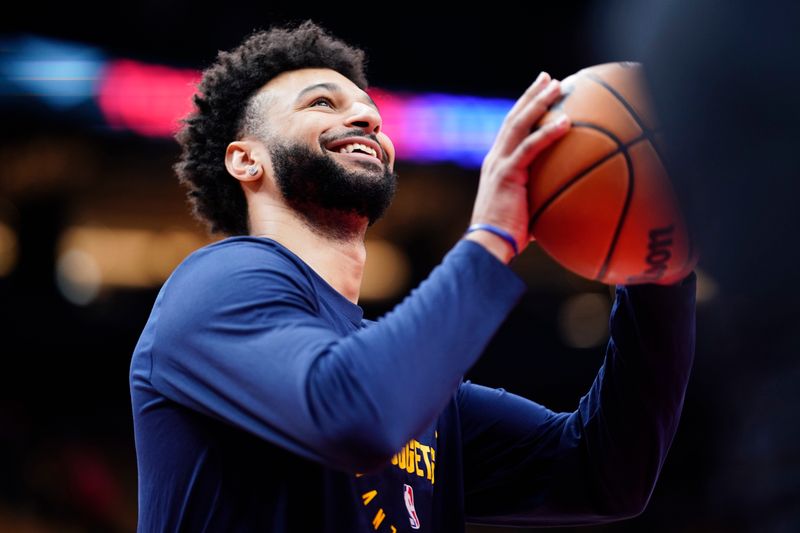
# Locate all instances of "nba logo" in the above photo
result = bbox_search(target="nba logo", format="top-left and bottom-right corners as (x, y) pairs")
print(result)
(403, 484), (421, 529)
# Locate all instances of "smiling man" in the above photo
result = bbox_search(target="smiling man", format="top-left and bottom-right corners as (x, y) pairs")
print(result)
(129, 20), (697, 532)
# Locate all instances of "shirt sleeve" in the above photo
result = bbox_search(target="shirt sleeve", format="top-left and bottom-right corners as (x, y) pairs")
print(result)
(459, 270), (697, 526)
(148, 238), (526, 474)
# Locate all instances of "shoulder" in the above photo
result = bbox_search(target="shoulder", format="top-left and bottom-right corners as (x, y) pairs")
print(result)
(181, 236), (303, 274)
(160, 236), (320, 313)
(173, 237), (310, 285)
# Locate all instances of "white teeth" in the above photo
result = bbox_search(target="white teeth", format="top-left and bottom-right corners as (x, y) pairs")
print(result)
(336, 142), (378, 159)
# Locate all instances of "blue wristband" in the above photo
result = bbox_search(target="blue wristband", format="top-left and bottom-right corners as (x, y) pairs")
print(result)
(465, 223), (519, 256)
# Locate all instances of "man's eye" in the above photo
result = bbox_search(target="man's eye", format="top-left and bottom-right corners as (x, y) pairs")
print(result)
(310, 97), (333, 108)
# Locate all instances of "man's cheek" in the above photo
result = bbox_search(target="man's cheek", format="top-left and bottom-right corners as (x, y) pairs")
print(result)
(378, 133), (396, 165)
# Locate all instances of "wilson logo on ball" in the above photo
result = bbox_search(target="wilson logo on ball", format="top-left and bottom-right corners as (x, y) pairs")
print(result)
(625, 224), (675, 284)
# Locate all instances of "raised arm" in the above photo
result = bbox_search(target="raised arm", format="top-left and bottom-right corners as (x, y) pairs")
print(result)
(459, 270), (697, 526)
(142, 237), (525, 474)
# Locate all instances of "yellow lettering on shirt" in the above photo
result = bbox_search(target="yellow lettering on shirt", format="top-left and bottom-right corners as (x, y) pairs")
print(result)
(417, 443), (431, 481)
(389, 437), (436, 485)
(406, 442), (415, 474)
(361, 490), (377, 506)
(372, 508), (386, 529)
(430, 449), (435, 485)
(413, 442), (423, 477)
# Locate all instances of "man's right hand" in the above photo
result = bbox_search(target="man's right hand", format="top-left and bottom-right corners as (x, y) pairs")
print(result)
(466, 72), (571, 263)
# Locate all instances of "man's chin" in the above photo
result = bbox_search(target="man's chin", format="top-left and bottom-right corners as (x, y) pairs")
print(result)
(269, 139), (397, 229)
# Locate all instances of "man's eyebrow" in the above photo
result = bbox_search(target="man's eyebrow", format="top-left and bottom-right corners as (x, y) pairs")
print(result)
(295, 82), (379, 111)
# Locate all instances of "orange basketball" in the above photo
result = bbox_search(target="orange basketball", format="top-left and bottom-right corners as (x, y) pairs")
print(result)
(528, 62), (698, 286)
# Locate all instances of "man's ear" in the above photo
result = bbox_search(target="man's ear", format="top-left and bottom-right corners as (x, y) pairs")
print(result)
(225, 140), (263, 182)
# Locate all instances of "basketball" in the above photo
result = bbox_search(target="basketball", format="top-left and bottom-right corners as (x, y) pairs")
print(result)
(528, 62), (698, 286)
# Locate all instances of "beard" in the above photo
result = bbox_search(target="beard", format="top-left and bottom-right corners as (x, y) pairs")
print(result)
(267, 139), (398, 240)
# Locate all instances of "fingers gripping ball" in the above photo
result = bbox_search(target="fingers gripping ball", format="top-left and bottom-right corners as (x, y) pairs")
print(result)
(528, 62), (698, 286)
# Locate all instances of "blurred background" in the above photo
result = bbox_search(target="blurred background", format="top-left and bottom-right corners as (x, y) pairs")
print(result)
(1, 2), (798, 532)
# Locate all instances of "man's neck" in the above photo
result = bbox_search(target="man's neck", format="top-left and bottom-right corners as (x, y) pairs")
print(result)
(249, 202), (367, 305)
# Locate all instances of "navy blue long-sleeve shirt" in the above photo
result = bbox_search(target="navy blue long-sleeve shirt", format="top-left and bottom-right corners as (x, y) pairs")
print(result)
(129, 236), (697, 532)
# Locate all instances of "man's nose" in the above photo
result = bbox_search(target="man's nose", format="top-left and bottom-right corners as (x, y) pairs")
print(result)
(346, 102), (382, 134)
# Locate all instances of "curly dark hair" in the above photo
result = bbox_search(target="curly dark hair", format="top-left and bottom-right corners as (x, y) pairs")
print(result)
(173, 20), (369, 236)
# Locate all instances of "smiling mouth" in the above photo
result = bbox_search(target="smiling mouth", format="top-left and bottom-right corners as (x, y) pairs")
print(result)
(326, 146), (383, 166)
(324, 139), (383, 162)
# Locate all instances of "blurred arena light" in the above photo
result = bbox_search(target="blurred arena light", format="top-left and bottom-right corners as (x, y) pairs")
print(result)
(1, 34), (513, 168)
(369, 89), (511, 168)
(0, 221), (18, 276)
(694, 268), (718, 303)
(0, 34), (105, 109)
(56, 226), (209, 302)
(56, 249), (102, 305)
(54, 226), (407, 303)
(361, 239), (411, 302)
(97, 59), (200, 137)
(557, 292), (611, 349)
(95, 62), (509, 167)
